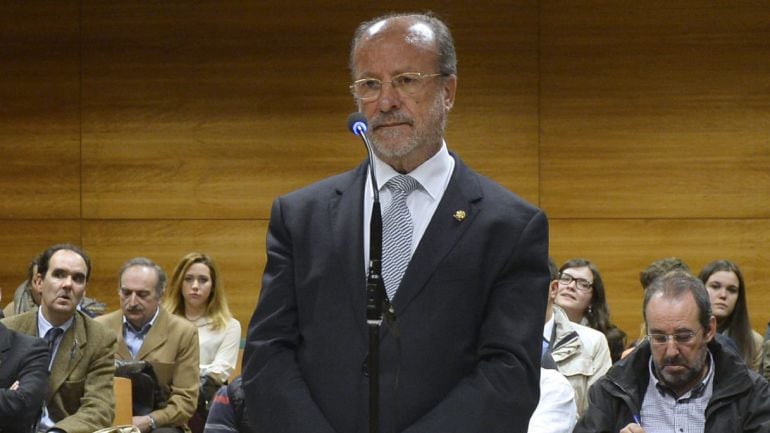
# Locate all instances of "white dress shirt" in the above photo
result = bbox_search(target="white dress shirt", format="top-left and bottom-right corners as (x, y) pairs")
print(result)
(363, 141), (454, 271)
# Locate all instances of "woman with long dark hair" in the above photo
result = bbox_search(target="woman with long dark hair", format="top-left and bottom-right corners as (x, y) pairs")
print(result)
(699, 259), (762, 371)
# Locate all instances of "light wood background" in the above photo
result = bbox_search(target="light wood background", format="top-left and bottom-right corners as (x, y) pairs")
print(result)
(2, 1), (769, 338)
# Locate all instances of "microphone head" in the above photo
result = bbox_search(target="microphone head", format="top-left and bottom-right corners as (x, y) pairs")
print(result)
(347, 112), (368, 136)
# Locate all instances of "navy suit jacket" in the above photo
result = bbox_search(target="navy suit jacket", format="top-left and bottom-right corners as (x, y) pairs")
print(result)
(0, 321), (49, 433)
(243, 155), (550, 433)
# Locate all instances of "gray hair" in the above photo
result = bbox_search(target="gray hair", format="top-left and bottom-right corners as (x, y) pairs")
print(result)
(118, 257), (167, 296)
(349, 12), (457, 78)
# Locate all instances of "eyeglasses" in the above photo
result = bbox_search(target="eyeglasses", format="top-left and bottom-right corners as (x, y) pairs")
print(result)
(557, 272), (593, 292)
(647, 329), (701, 346)
(350, 72), (445, 101)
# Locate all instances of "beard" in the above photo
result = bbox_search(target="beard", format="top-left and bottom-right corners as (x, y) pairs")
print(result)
(365, 89), (448, 161)
(654, 347), (709, 395)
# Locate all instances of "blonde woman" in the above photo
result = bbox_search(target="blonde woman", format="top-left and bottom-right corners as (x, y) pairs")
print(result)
(164, 252), (241, 430)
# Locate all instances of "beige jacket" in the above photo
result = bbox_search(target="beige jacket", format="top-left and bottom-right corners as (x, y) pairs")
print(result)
(97, 308), (199, 432)
(548, 306), (612, 417)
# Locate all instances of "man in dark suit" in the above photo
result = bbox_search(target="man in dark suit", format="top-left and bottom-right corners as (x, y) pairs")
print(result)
(2, 244), (116, 433)
(0, 321), (49, 433)
(242, 12), (549, 433)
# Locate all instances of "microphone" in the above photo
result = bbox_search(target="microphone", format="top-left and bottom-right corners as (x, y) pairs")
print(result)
(347, 112), (379, 202)
(346, 112), (396, 433)
(347, 112), (368, 136)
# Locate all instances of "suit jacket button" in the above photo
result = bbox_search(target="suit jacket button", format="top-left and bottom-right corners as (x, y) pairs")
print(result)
(362, 361), (369, 377)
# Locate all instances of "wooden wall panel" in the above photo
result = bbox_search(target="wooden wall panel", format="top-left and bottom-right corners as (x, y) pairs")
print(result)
(540, 1), (770, 219)
(79, 1), (539, 219)
(0, 221), (81, 295)
(0, 1), (81, 218)
(81, 220), (267, 336)
(3, 1), (769, 347)
(550, 219), (770, 335)
(444, 1), (540, 203)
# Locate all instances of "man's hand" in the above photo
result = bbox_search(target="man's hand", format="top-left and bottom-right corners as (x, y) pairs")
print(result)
(620, 423), (646, 433)
(132, 415), (154, 433)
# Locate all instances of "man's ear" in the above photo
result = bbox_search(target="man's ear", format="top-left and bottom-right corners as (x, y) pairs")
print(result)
(705, 315), (717, 343)
(442, 75), (457, 110)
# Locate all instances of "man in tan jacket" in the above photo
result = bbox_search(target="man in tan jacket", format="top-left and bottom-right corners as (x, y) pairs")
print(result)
(2, 244), (116, 433)
(97, 257), (199, 433)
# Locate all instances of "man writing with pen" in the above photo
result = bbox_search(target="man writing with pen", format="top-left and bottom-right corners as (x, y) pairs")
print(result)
(574, 271), (770, 433)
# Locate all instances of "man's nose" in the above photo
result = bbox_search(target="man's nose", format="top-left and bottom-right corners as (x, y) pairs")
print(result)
(664, 338), (680, 356)
(377, 82), (402, 112)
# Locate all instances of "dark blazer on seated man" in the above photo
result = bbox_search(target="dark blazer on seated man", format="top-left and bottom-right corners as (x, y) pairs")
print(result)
(0, 321), (50, 433)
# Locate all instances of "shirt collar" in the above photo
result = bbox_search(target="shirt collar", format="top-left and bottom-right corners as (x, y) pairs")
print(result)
(371, 140), (453, 201)
(122, 306), (161, 334)
(37, 308), (75, 338)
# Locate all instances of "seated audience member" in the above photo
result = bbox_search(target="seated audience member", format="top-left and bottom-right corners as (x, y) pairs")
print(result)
(553, 258), (626, 362)
(2, 243), (117, 433)
(527, 353), (577, 433)
(621, 257), (692, 359)
(97, 257), (199, 433)
(574, 271), (770, 433)
(202, 376), (255, 433)
(4, 254), (106, 319)
(3, 256), (42, 317)
(162, 253), (241, 431)
(543, 258), (611, 416)
(0, 321), (50, 433)
(699, 259), (763, 372)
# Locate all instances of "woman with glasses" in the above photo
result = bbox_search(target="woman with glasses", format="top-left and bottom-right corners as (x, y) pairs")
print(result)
(163, 252), (242, 433)
(698, 259), (763, 372)
(553, 258), (626, 362)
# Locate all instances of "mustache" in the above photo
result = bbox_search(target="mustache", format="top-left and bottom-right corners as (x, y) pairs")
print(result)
(662, 356), (685, 367)
(126, 305), (144, 313)
(370, 112), (414, 129)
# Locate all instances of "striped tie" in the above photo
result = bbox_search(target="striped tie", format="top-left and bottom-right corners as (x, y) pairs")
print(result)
(382, 175), (420, 300)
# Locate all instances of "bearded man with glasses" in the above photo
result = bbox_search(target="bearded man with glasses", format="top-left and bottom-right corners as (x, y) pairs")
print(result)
(575, 271), (770, 433)
(243, 11), (549, 433)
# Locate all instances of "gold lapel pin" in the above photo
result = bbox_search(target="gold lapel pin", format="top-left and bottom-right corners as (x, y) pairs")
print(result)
(453, 210), (466, 221)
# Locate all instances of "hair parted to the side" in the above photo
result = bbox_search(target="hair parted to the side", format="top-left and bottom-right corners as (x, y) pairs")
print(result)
(163, 252), (233, 331)
(37, 243), (92, 282)
(559, 258), (612, 332)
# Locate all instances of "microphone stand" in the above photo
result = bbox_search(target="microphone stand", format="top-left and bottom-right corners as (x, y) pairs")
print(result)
(351, 118), (394, 433)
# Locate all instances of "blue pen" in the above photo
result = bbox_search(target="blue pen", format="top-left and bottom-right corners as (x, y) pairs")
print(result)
(633, 414), (641, 425)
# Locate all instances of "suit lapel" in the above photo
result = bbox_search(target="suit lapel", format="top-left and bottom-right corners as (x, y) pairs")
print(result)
(136, 308), (167, 360)
(392, 156), (483, 315)
(108, 312), (132, 360)
(49, 312), (87, 398)
(330, 162), (368, 342)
